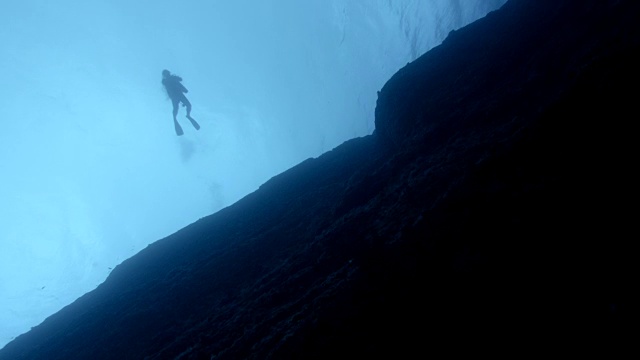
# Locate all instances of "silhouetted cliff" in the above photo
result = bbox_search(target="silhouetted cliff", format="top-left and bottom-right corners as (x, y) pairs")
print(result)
(1, 0), (636, 358)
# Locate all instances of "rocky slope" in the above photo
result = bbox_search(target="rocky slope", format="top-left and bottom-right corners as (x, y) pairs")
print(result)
(1, 0), (636, 358)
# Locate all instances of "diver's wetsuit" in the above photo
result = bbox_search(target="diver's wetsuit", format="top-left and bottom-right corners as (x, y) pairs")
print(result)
(162, 74), (192, 117)
(162, 70), (199, 135)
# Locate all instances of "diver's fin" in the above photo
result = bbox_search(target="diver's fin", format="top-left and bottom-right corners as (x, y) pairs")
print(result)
(187, 115), (200, 130)
(174, 120), (184, 136)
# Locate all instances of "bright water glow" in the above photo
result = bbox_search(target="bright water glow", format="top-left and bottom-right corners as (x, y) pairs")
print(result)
(0, 0), (506, 347)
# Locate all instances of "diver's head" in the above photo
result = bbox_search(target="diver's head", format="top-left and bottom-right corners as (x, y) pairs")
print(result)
(162, 69), (170, 77)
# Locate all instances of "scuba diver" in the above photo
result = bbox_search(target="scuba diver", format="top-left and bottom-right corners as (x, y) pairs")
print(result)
(161, 69), (200, 136)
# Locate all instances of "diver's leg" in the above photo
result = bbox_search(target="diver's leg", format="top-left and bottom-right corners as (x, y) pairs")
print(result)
(172, 99), (183, 136)
(172, 99), (180, 120)
(182, 96), (200, 130)
(182, 96), (192, 118)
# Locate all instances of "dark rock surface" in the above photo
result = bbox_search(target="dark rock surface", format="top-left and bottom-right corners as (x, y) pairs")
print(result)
(1, 0), (637, 358)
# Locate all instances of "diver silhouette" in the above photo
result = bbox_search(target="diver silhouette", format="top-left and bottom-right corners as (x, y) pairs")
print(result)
(162, 69), (200, 136)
